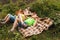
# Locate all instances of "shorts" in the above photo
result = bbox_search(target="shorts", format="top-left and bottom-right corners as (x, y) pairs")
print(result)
(18, 22), (27, 28)
(8, 14), (16, 23)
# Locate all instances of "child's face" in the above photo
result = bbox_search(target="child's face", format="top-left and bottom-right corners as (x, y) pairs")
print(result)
(32, 13), (37, 18)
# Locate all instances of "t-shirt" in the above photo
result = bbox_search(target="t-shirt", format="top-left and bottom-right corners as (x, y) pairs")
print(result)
(24, 17), (35, 26)
(20, 14), (26, 20)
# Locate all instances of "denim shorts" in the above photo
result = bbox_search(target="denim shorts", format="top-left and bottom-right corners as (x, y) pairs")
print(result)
(18, 22), (27, 28)
(8, 14), (16, 23)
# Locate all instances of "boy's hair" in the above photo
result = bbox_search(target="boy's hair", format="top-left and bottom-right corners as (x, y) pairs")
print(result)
(15, 9), (23, 15)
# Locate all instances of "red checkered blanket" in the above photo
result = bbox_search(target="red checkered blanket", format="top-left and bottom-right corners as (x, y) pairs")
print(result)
(18, 17), (53, 37)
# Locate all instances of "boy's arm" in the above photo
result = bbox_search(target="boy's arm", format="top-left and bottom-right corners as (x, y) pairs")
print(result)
(32, 19), (37, 27)
(18, 14), (24, 24)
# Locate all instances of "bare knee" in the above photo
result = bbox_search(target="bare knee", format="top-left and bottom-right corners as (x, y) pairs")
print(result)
(7, 14), (11, 18)
(7, 14), (10, 15)
(14, 17), (19, 22)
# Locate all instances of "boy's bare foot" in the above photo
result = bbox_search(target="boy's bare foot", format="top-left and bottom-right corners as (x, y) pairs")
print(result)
(0, 22), (5, 24)
(0, 22), (3, 26)
(8, 29), (14, 33)
(0, 19), (5, 22)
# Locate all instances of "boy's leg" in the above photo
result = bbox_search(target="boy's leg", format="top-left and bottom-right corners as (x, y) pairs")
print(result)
(10, 17), (27, 32)
(1, 16), (10, 24)
(3, 14), (10, 21)
(0, 14), (10, 22)
(1, 14), (15, 24)
(10, 17), (19, 32)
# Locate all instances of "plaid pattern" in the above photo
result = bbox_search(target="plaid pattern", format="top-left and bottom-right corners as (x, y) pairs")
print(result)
(18, 17), (53, 37)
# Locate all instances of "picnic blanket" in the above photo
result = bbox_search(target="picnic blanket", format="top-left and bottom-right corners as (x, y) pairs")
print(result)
(18, 17), (53, 37)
